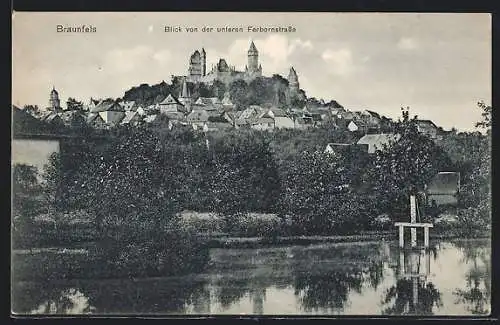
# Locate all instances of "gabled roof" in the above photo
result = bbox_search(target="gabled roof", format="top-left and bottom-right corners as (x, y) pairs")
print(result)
(363, 110), (382, 119)
(86, 112), (105, 124)
(349, 119), (367, 127)
(207, 114), (227, 123)
(120, 100), (136, 110)
(269, 108), (287, 117)
(121, 111), (139, 124)
(426, 172), (460, 194)
(187, 109), (209, 122)
(90, 100), (124, 113)
(357, 133), (401, 149)
(205, 122), (233, 130)
(416, 119), (438, 128)
(159, 94), (183, 106)
(143, 114), (159, 123)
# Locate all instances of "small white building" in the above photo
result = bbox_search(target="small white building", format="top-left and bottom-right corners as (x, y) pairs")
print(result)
(356, 133), (401, 154)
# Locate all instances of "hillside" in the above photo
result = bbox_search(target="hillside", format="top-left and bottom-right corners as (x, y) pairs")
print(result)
(122, 75), (343, 111)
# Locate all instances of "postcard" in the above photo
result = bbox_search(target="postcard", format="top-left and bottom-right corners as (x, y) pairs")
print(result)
(11, 12), (492, 316)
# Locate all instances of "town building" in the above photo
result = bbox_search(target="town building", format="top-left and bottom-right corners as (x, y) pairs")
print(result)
(48, 87), (62, 111)
(90, 99), (126, 126)
(425, 172), (460, 206)
(415, 120), (440, 139)
(356, 133), (401, 154)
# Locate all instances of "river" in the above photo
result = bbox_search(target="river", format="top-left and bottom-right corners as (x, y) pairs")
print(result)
(11, 238), (490, 316)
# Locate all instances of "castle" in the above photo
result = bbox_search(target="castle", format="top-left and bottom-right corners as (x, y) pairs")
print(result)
(185, 40), (302, 100)
(185, 41), (263, 85)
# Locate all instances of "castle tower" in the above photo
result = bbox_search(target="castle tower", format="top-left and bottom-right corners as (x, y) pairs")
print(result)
(201, 48), (206, 76)
(288, 67), (299, 93)
(49, 86), (61, 110)
(188, 50), (202, 82)
(246, 41), (262, 78)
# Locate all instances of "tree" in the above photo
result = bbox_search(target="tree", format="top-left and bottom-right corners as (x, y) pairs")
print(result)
(367, 108), (452, 219)
(66, 98), (84, 111)
(455, 102), (492, 234)
(229, 79), (249, 110)
(12, 164), (41, 220)
(22, 105), (39, 116)
(475, 101), (492, 131)
(279, 150), (352, 235)
(12, 164), (44, 248)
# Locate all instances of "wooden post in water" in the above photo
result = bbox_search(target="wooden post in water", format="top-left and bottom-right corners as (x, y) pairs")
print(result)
(424, 226), (429, 248)
(410, 195), (417, 247)
(399, 224), (404, 248)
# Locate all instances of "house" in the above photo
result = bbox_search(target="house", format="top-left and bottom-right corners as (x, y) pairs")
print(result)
(250, 117), (275, 131)
(85, 98), (100, 111)
(158, 94), (185, 114)
(294, 116), (314, 129)
(359, 110), (382, 129)
(194, 97), (223, 111)
(86, 113), (106, 129)
(41, 112), (64, 126)
(187, 109), (209, 122)
(356, 133), (401, 154)
(221, 93), (235, 111)
(261, 107), (294, 129)
(222, 111), (237, 126)
(136, 106), (147, 116)
(338, 110), (356, 120)
(202, 121), (233, 132)
(325, 143), (352, 154)
(324, 143), (369, 155)
(239, 105), (265, 120)
(90, 99), (126, 126)
(120, 111), (142, 126)
(415, 120), (439, 139)
(120, 100), (137, 111)
(425, 172), (460, 206)
(347, 120), (368, 133)
(60, 110), (86, 127)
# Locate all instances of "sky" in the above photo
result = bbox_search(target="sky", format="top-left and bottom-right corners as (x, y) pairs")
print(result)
(12, 12), (491, 131)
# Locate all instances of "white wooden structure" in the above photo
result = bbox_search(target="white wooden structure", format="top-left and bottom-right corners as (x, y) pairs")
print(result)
(395, 195), (434, 248)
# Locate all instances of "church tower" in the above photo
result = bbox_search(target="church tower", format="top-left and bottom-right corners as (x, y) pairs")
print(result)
(246, 41), (262, 78)
(288, 67), (300, 94)
(48, 86), (61, 110)
(201, 48), (207, 77)
(179, 78), (192, 111)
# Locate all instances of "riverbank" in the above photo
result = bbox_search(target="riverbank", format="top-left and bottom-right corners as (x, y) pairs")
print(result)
(12, 231), (489, 254)
(203, 231), (489, 249)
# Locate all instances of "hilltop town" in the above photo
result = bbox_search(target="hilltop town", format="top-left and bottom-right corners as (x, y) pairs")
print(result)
(18, 40), (445, 146)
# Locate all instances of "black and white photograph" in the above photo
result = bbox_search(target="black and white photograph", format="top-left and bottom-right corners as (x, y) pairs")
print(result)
(11, 12), (492, 316)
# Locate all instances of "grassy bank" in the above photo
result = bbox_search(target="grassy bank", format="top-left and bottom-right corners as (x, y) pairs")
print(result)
(204, 231), (489, 249)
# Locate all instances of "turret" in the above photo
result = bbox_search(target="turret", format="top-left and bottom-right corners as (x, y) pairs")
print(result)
(49, 86), (61, 110)
(288, 67), (299, 93)
(201, 48), (206, 76)
(247, 41), (260, 74)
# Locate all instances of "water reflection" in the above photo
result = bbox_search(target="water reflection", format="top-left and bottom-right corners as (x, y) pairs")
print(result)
(12, 239), (491, 315)
(452, 240), (491, 315)
(381, 248), (442, 315)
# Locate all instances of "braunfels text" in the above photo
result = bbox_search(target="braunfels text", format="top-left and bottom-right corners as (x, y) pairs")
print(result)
(56, 25), (97, 33)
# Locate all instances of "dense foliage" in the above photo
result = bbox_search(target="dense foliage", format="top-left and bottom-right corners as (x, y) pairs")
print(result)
(122, 75), (309, 110)
(13, 103), (492, 246)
